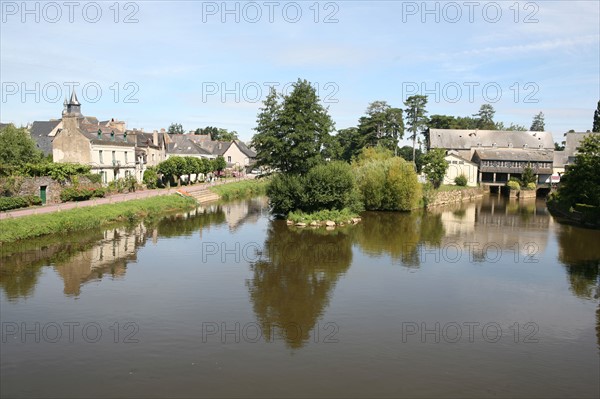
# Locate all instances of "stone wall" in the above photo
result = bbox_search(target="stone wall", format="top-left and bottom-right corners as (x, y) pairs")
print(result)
(16, 176), (62, 204)
(2, 176), (97, 205)
(427, 187), (485, 209)
(518, 190), (537, 199)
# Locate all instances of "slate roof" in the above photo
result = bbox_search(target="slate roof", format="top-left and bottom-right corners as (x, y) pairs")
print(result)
(553, 151), (567, 167)
(78, 123), (136, 147)
(563, 132), (598, 161)
(196, 139), (231, 155)
(446, 150), (477, 165)
(0, 123), (12, 130)
(474, 148), (553, 162)
(235, 140), (257, 158)
(30, 120), (62, 155)
(429, 129), (554, 150)
(167, 135), (213, 156)
(135, 132), (163, 149)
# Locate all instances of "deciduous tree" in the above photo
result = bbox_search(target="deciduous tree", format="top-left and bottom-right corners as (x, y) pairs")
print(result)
(421, 148), (449, 188)
(0, 124), (43, 167)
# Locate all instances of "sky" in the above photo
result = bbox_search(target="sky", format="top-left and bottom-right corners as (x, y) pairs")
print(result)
(1, 0), (599, 144)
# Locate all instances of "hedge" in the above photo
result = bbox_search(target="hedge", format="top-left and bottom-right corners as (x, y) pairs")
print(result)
(0, 195), (42, 211)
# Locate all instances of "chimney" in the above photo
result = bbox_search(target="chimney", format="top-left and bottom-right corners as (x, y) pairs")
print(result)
(153, 130), (158, 146)
(160, 128), (166, 133)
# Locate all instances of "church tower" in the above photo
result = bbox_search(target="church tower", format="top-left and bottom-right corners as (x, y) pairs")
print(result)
(62, 89), (82, 131)
(64, 90), (82, 117)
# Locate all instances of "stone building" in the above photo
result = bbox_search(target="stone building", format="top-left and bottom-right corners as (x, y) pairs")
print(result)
(428, 129), (555, 187)
(52, 91), (141, 183)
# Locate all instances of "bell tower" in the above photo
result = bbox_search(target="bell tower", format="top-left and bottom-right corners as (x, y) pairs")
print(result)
(65, 90), (81, 117)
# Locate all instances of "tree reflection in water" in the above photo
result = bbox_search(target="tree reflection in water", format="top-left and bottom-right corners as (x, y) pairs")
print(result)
(352, 210), (445, 267)
(247, 221), (353, 349)
(556, 225), (600, 348)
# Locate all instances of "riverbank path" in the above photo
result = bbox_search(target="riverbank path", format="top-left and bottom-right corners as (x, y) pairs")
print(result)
(0, 176), (254, 220)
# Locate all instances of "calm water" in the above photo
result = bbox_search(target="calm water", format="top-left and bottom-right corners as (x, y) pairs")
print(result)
(1, 196), (599, 398)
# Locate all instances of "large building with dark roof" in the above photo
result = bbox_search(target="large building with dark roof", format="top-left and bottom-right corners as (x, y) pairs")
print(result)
(428, 128), (555, 186)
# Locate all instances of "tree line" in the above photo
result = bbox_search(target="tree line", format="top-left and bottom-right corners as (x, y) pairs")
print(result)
(167, 123), (239, 142)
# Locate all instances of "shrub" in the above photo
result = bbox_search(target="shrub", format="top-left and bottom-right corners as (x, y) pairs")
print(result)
(303, 161), (362, 213)
(526, 182), (536, 190)
(520, 165), (536, 187)
(60, 187), (105, 202)
(421, 182), (436, 208)
(454, 174), (468, 186)
(143, 167), (159, 189)
(0, 195), (42, 211)
(355, 157), (421, 211)
(507, 181), (520, 191)
(84, 173), (102, 184)
(267, 173), (305, 215)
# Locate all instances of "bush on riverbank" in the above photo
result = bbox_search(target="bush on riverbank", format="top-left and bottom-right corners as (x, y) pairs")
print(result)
(0, 195), (197, 243)
(60, 186), (106, 202)
(268, 162), (362, 215)
(354, 156), (421, 211)
(0, 195), (42, 211)
(209, 178), (269, 201)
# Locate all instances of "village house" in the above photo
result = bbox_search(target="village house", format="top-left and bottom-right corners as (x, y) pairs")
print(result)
(32, 91), (256, 184)
(52, 92), (141, 183)
(443, 150), (478, 186)
(164, 134), (257, 172)
(552, 132), (599, 182)
(428, 129), (555, 188)
(132, 129), (169, 178)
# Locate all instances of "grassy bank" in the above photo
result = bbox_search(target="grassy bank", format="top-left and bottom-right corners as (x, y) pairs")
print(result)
(209, 178), (268, 201)
(0, 195), (197, 243)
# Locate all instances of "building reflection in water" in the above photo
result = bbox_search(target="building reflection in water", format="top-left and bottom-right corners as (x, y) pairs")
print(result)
(0, 199), (265, 300)
(433, 196), (551, 261)
(53, 224), (149, 296)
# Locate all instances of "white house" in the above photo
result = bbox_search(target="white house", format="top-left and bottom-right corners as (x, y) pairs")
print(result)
(444, 151), (478, 186)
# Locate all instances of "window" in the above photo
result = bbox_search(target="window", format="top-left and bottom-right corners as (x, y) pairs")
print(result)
(99, 150), (103, 164)
(112, 151), (116, 163)
(227, 156), (232, 163)
(125, 151), (128, 164)
(152, 154), (155, 162)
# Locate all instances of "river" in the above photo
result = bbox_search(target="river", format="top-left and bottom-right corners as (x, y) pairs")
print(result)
(1, 195), (599, 398)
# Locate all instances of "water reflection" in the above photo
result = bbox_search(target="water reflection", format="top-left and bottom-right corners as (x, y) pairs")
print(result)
(352, 211), (445, 267)
(247, 222), (352, 348)
(555, 224), (600, 348)
(433, 196), (551, 262)
(0, 200), (270, 301)
(0, 229), (104, 299)
(2, 195), (599, 350)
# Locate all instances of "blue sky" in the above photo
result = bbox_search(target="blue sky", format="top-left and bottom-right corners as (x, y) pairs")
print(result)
(1, 0), (599, 144)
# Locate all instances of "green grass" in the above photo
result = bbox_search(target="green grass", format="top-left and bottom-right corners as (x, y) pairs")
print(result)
(437, 184), (472, 192)
(287, 208), (359, 225)
(0, 195), (197, 243)
(209, 178), (269, 201)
